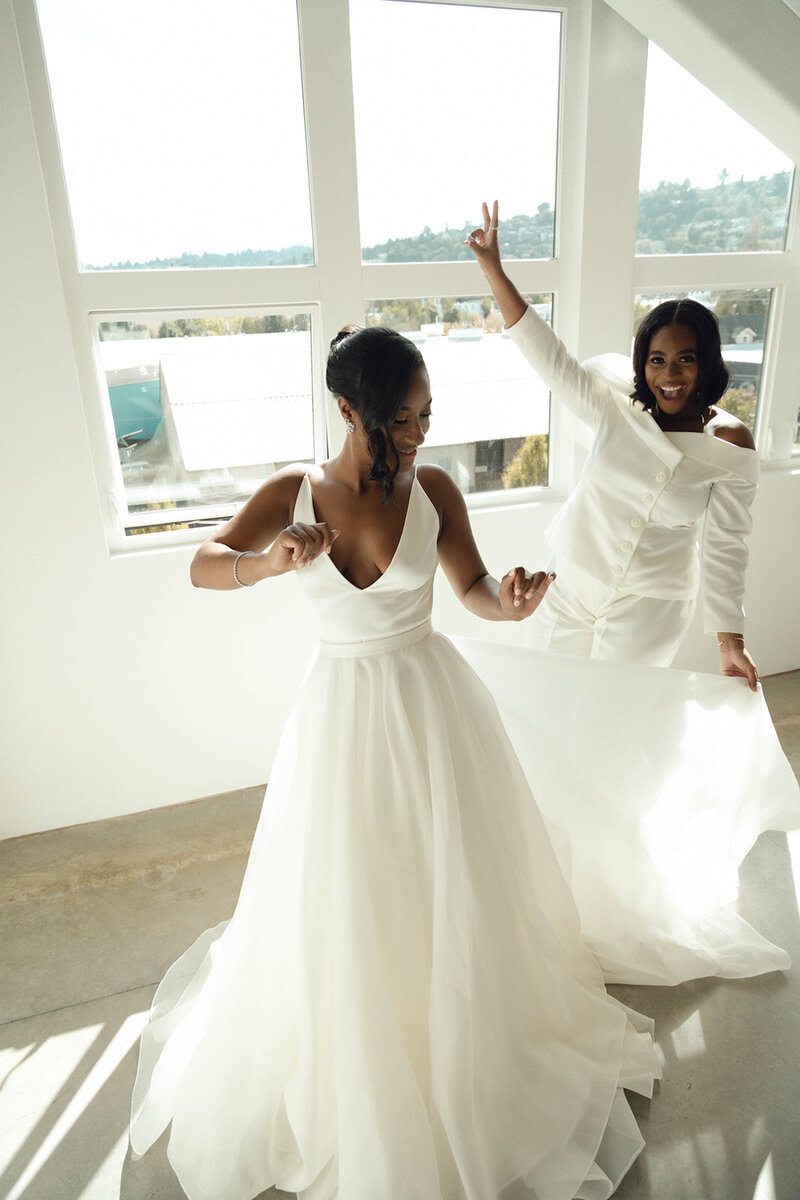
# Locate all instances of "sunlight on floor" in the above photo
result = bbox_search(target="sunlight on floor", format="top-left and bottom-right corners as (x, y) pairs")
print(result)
(752, 1151), (776, 1200)
(5, 1013), (147, 1200)
(86, 1127), (133, 1199)
(0, 1025), (104, 1158)
(667, 1008), (707, 1063)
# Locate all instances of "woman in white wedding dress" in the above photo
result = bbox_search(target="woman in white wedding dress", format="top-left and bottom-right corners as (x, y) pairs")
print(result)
(130, 324), (661, 1200)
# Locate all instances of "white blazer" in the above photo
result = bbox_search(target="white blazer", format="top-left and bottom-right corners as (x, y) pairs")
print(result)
(508, 306), (760, 633)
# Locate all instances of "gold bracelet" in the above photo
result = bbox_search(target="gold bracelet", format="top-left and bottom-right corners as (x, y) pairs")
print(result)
(718, 636), (745, 648)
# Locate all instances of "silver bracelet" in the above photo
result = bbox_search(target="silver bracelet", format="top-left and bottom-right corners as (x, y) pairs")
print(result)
(233, 550), (257, 587)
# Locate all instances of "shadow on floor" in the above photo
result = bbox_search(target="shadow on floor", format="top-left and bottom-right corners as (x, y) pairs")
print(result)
(0, 987), (150, 1200)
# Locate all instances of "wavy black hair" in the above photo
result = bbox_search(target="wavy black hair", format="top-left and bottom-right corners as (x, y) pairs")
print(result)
(631, 299), (728, 415)
(326, 325), (425, 502)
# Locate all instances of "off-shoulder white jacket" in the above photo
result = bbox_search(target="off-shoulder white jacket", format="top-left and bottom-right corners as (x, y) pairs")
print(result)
(508, 306), (760, 634)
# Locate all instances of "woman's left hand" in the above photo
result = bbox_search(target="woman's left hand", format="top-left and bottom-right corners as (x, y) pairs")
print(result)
(719, 641), (759, 691)
(500, 568), (555, 621)
(465, 200), (502, 274)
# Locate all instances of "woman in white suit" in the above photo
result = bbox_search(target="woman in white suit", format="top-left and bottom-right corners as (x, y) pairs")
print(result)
(468, 201), (760, 688)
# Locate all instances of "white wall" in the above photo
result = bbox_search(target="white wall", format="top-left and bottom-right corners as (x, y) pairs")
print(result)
(2, 0), (799, 840)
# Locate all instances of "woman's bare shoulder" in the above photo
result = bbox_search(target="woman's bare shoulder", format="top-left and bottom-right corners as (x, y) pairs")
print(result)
(251, 462), (310, 503)
(232, 463), (313, 527)
(416, 463), (464, 514)
(416, 463), (461, 498)
(206, 463), (310, 550)
(708, 409), (756, 450)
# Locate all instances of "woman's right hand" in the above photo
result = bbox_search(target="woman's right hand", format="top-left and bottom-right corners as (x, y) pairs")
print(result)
(264, 522), (340, 574)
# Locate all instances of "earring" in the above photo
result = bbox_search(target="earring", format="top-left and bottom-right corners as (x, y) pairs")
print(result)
(344, 417), (355, 433)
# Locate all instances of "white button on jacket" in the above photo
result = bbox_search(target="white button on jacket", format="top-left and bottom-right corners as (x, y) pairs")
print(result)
(508, 306), (760, 633)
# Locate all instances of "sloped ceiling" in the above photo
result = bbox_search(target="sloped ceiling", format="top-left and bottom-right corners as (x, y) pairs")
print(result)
(602, 0), (800, 165)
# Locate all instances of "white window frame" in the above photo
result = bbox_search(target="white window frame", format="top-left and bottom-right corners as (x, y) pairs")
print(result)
(14, 0), (799, 555)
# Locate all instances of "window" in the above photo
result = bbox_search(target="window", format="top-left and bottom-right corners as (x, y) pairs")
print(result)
(36, 0), (313, 269)
(27, 0), (567, 549)
(95, 312), (316, 535)
(633, 42), (797, 461)
(350, 0), (561, 262)
(637, 44), (794, 255)
(24, 0), (799, 551)
(633, 289), (773, 433)
(366, 295), (552, 491)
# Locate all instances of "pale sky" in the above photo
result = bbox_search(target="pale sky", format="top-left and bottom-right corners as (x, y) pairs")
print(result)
(35, 1), (793, 266)
(639, 44), (792, 192)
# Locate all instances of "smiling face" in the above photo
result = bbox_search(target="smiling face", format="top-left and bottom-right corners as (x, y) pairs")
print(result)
(327, 325), (430, 501)
(644, 324), (700, 415)
(388, 367), (432, 468)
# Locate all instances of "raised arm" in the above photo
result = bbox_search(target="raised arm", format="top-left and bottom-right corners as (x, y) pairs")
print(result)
(466, 200), (614, 428)
(417, 465), (554, 621)
(465, 199), (527, 329)
(190, 466), (338, 590)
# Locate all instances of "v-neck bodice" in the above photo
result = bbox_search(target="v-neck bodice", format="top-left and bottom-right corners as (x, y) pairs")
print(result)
(292, 473), (440, 647)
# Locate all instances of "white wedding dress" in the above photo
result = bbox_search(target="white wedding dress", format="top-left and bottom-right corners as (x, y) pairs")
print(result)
(456, 638), (799, 985)
(130, 474), (660, 1200)
(130, 472), (798, 1200)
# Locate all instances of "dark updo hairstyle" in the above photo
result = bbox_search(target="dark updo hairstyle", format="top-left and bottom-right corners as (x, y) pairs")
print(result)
(631, 299), (728, 415)
(326, 325), (425, 502)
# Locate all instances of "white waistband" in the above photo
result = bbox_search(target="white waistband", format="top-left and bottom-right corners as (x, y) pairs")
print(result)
(320, 620), (433, 658)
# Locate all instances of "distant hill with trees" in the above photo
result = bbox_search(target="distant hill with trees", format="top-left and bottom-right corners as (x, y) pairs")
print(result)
(361, 203), (555, 263)
(85, 172), (791, 270)
(635, 171), (791, 254)
(85, 246), (313, 270)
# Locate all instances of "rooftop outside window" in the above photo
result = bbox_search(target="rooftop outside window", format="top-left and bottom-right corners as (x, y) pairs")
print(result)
(95, 312), (315, 534)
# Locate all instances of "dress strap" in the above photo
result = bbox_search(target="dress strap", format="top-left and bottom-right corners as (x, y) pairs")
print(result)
(292, 473), (315, 524)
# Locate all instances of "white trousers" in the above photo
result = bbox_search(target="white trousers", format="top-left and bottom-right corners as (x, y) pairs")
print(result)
(525, 563), (695, 668)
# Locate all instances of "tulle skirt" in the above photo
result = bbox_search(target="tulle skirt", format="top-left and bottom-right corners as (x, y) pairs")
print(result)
(456, 637), (799, 985)
(131, 629), (658, 1200)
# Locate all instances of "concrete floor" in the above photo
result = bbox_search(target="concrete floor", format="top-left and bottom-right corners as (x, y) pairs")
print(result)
(2, 673), (799, 1200)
